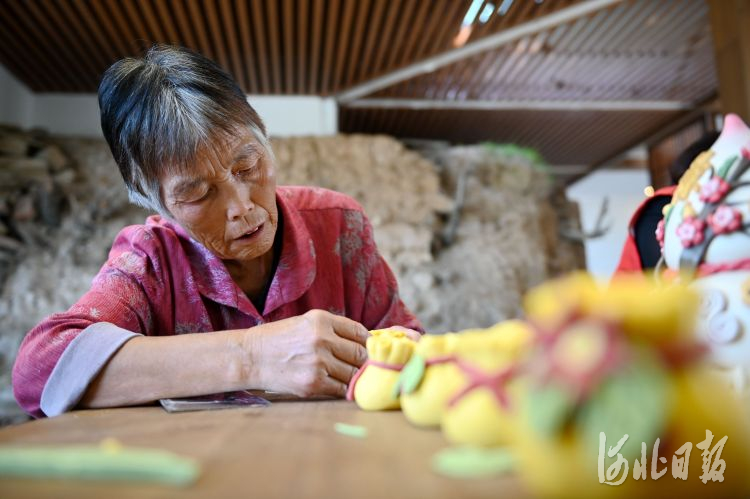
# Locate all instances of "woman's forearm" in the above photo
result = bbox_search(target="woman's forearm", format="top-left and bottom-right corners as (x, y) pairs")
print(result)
(79, 329), (253, 409)
(79, 310), (370, 410)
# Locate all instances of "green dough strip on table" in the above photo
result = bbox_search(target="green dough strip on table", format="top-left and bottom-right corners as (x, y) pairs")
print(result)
(334, 422), (369, 438)
(432, 447), (515, 479)
(0, 444), (200, 486)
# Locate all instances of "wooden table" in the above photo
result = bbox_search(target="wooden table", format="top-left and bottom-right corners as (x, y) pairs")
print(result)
(0, 400), (526, 499)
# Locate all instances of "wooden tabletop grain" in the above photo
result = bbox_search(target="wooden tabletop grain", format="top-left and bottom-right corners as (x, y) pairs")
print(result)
(0, 400), (526, 499)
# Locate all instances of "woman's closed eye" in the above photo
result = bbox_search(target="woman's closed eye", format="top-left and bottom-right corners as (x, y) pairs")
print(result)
(178, 186), (213, 204)
(234, 159), (261, 180)
(235, 167), (256, 179)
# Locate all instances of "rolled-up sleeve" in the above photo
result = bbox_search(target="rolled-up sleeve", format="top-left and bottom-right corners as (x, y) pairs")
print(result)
(39, 323), (141, 417)
(12, 269), (150, 418)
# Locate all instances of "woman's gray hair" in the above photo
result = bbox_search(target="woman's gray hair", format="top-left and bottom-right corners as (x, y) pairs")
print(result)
(98, 45), (271, 214)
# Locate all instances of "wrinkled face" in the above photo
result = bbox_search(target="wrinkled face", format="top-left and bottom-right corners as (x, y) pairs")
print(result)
(161, 127), (278, 265)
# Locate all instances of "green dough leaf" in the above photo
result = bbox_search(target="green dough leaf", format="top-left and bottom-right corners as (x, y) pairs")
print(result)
(392, 354), (425, 398)
(717, 155), (738, 180)
(432, 446), (515, 479)
(0, 445), (199, 485)
(334, 423), (368, 439)
(576, 352), (669, 462)
(527, 384), (575, 437)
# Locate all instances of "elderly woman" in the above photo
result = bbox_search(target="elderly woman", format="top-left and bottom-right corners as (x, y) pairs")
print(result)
(13, 46), (421, 418)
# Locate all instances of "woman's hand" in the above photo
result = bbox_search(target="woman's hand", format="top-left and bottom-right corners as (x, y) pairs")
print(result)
(244, 309), (370, 398)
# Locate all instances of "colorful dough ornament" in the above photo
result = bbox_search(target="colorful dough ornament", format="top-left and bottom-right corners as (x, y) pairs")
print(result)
(397, 333), (463, 427)
(514, 273), (750, 499)
(440, 321), (533, 447)
(660, 114), (750, 396)
(347, 328), (416, 411)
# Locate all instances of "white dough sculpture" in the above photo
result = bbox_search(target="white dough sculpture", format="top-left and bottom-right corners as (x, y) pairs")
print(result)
(660, 113), (750, 392)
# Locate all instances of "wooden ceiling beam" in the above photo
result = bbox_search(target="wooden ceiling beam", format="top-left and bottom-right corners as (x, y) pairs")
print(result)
(397, 0), (430, 70)
(220, 0), (246, 90)
(25, 0), (93, 91)
(370, 0), (400, 76)
(73, 0), (122, 62)
(355, 0), (386, 84)
(709, 0), (750, 121)
(265, 0), (283, 93)
(332, 0), (356, 92)
(344, 98), (695, 112)
(138, 0), (166, 43)
(204, 0), (230, 71)
(308, 0), (324, 94)
(250, 0), (272, 93)
(1, 2), (76, 91)
(296, 0), (309, 93)
(412, 0), (456, 63)
(344, 0), (371, 89)
(103, 0), (143, 54)
(186, 0), (214, 59)
(282, 0), (295, 93)
(320, 0), (340, 94)
(236, 0), (260, 93)
(52, 0), (109, 72)
(153, 0), (182, 45)
(382, 0), (418, 75)
(171, 0), (199, 50)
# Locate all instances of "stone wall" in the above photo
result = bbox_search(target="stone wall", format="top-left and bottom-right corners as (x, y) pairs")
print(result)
(0, 129), (584, 423)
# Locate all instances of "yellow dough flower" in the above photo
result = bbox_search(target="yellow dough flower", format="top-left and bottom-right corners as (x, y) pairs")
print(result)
(347, 328), (416, 411)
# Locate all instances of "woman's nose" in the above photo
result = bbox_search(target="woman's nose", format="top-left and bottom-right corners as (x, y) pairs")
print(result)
(226, 184), (254, 221)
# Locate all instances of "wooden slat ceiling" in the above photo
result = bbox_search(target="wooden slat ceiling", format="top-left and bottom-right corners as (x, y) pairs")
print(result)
(0, 0), (579, 94)
(341, 0), (718, 165)
(0, 0), (717, 167)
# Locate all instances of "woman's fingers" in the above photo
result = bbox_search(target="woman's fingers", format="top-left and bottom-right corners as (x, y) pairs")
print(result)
(324, 354), (360, 384)
(319, 374), (348, 398)
(329, 336), (367, 369)
(327, 314), (370, 345)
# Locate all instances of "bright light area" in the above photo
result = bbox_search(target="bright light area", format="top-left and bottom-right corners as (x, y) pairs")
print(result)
(479, 3), (495, 23)
(461, 0), (484, 26)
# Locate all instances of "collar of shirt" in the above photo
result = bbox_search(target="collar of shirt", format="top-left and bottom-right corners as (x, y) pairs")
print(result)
(151, 188), (317, 319)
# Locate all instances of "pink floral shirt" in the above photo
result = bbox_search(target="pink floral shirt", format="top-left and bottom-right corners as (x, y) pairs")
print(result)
(13, 186), (421, 418)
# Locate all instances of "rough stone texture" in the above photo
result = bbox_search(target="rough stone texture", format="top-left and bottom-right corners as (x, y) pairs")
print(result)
(0, 132), (584, 424)
(395, 144), (585, 332)
(0, 136), (148, 424)
(271, 135), (453, 273)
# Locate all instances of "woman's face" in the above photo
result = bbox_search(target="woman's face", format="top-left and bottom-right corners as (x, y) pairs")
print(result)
(161, 127), (278, 265)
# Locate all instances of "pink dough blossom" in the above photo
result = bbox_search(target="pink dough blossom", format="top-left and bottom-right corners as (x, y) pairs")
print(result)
(708, 205), (743, 234)
(699, 176), (730, 204)
(676, 216), (706, 248)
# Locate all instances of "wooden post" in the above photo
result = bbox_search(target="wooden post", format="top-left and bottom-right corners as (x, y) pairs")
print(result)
(708, 0), (750, 121)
